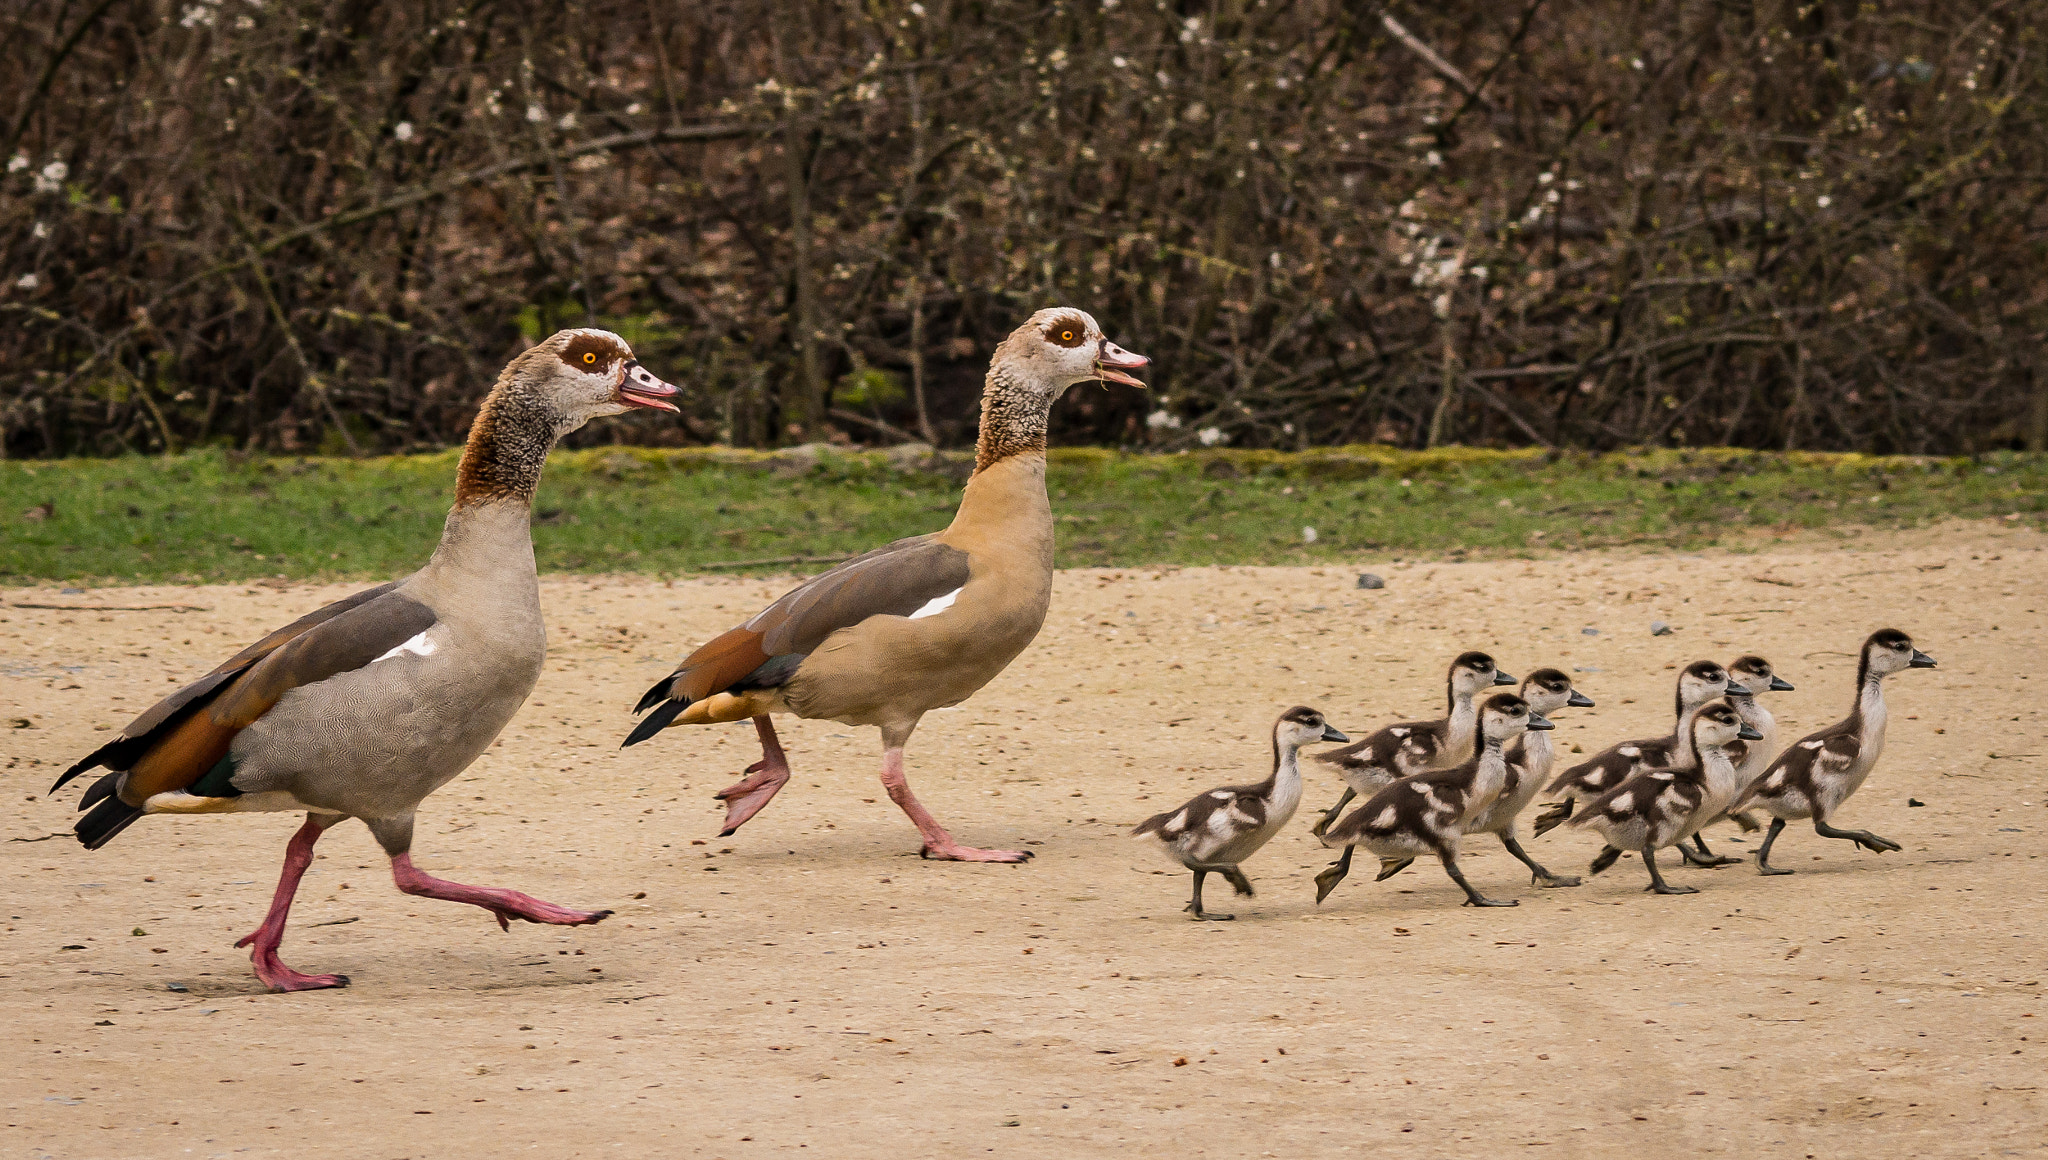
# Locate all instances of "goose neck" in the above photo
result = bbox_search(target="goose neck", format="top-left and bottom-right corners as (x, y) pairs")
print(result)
(972, 364), (1055, 473)
(453, 387), (559, 509)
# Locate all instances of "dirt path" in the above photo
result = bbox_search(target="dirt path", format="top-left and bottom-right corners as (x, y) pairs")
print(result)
(4, 523), (2044, 1158)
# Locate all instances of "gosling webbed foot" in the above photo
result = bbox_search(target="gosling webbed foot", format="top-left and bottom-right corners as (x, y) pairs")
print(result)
(1646, 881), (1701, 895)
(1534, 871), (1582, 887)
(1462, 894), (1520, 907)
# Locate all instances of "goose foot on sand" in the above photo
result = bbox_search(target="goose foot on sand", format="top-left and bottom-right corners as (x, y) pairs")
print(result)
(714, 717), (792, 836)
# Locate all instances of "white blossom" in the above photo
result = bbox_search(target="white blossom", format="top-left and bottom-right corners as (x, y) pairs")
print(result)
(393, 121), (415, 142)
(556, 111), (577, 130)
(1146, 410), (1182, 430)
(33, 160), (67, 194)
(1816, 195), (1832, 208)
(526, 103), (547, 123)
(1197, 426), (1225, 447)
(7, 155), (27, 173)
(1301, 527), (1318, 544)
(15, 273), (39, 290)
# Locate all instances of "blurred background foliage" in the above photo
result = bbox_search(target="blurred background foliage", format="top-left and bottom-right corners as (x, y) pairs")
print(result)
(3, 0), (2045, 459)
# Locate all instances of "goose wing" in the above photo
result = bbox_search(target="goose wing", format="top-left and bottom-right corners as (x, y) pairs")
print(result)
(54, 583), (436, 842)
(626, 535), (971, 742)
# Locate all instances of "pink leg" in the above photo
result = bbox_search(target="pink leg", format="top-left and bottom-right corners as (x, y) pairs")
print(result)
(880, 746), (1032, 863)
(234, 815), (349, 993)
(390, 854), (611, 930)
(713, 716), (792, 836)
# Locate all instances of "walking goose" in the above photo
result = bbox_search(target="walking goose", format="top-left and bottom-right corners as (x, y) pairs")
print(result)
(1316, 693), (1549, 908)
(1569, 699), (1760, 894)
(1306, 652), (1514, 838)
(48, 330), (680, 991)
(1728, 629), (1935, 875)
(1680, 655), (1794, 867)
(623, 308), (1147, 862)
(1131, 706), (1348, 919)
(1463, 668), (1593, 887)
(1530, 659), (1744, 836)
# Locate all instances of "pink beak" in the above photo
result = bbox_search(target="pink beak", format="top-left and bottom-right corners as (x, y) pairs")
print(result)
(1095, 340), (1149, 388)
(617, 359), (681, 413)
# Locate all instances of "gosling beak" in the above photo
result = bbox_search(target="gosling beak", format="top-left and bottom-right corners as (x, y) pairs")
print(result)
(1738, 723), (1765, 741)
(1724, 681), (1753, 696)
(1493, 670), (1517, 686)
(1527, 713), (1555, 731)
(1567, 690), (1596, 708)
(1909, 650), (1937, 668)
(1768, 675), (1794, 691)
(1095, 340), (1149, 388)
(617, 359), (681, 413)
(1320, 725), (1350, 744)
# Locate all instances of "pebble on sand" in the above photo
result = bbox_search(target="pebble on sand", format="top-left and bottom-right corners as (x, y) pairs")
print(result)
(1356, 573), (1385, 590)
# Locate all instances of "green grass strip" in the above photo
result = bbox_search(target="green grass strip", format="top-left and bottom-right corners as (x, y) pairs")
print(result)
(2, 446), (2042, 585)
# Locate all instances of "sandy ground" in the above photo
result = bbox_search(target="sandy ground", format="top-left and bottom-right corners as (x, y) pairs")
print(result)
(3, 521), (2045, 1159)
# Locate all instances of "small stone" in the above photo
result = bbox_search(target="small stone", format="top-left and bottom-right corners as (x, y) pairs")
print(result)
(165, 982), (189, 992)
(1356, 573), (1385, 590)
(1650, 621), (1673, 636)
(1907, 798), (1925, 807)
(1302, 526), (1318, 544)
(1581, 627), (1600, 636)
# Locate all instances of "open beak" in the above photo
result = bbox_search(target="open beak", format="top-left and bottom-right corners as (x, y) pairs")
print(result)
(1494, 670), (1517, 686)
(1320, 725), (1350, 744)
(1527, 713), (1555, 731)
(617, 359), (681, 413)
(1909, 650), (1937, 668)
(1738, 723), (1765, 741)
(1095, 340), (1149, 388)
(1769, 675), (1795, 691)
(1567, 690), (1595, 708)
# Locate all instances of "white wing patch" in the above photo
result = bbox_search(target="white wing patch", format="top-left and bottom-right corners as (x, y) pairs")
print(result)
(1610, 792), (1634, 812)
(1801, 740), (1825, 750)
(908, 587), (963, 620)
(372, 630), (438, 664)
(1618, 745), (1640, 758)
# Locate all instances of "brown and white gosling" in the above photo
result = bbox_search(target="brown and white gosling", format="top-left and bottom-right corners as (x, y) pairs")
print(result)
(1316, 693), (1550, 908)
(1462, 668), (1594, 887)
(1726, 629), (1935, 875)
(1131, 706), (1348, 920)
(1531, 659), (1744, 837)
(1568, 699), (1761, 895)
(1307, 651), (1515, 837)
(1680, 655), (1795, 867)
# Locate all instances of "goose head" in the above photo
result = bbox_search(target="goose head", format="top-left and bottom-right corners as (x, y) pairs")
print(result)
(1479, 692), (1550, 746)
(1274, 705), (1349, 752)
(996, 308), (1149, 399)
(1450, 651), (1516, 705)
(506, 328), (681, 435)
(1863, 629), (1936, 679)
(1675, 660), (1740, 715)
(1690, 697), (1760, 751)
(1729, 655), (1794, 695)
(1520, 667), (1594, 716)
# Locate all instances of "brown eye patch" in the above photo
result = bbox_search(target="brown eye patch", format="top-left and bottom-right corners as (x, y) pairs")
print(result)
(559, 332), (625, 370)
(1044, 316), (1089, 348)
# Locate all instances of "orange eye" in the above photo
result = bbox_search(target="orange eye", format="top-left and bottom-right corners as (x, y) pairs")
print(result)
(583, 352), (597, 364)
(1061, 330), (1075, 342)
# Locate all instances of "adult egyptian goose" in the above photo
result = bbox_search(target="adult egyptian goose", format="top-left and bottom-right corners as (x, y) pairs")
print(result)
(1316, 693), (1548, 908)
(1568, 699), (1760, 894)
(1306, 652), (1514, 838)
(1131, 706), (1347, 919)
(623, 308), (1147, 862)
(48, 329), (680, 991)
(1530, 659), (1744, 836)
(1679, 655), (1795, 867)
(1463, 667), (1594, 887)
(1728, 629), (1935, 875)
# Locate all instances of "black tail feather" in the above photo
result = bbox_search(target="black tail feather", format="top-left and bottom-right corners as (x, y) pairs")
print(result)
(50, 741), (121, 795)
(634, 677), (676, 715)
(622, 697), (688, 748)
(75, 793), (145, 850)
(79, 770), (123, 812)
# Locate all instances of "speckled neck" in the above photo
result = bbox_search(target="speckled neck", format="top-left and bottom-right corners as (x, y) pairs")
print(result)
(454, 383), (557, 509)
(973, 364), (1052, 473)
